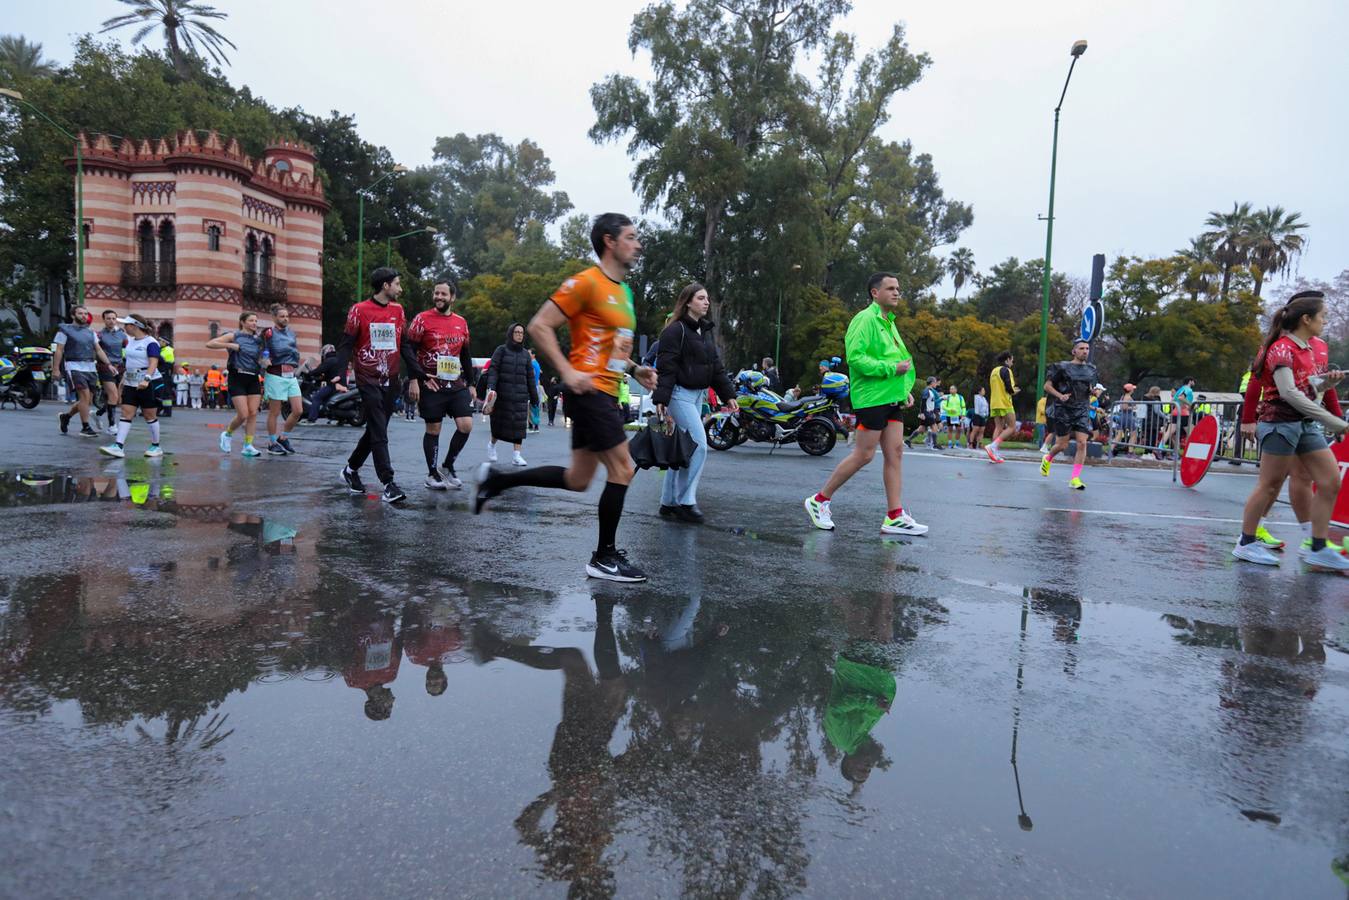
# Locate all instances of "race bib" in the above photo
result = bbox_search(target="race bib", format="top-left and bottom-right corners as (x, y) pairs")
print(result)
(606, 328), (634, 374)
(364, 641), (392, 672)
(124, 368), (146, 386)
(436, 355), (461, 380)
(280, 365), (295, 377)
(369, 322), (396, 351)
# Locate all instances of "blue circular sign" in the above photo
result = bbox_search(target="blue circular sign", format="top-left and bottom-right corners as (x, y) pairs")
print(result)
(1079, 305), (1097, 343)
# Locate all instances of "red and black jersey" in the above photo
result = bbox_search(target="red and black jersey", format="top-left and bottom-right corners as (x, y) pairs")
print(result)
(1244, 335), (1341, 423)
(343, 299), (406, 385)
(406, 310), (472, 386)
(1255, 335), (1322, 424)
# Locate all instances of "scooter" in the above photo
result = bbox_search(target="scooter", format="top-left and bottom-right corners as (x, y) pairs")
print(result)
(706, 370), (847, 456)
(0, 344), (53, 410)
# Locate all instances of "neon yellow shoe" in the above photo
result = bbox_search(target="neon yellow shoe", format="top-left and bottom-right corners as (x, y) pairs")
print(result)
(1299, 536), (1343, 554)
(1069, 477), (1086, 490)
(1254, 526), (1285, 550)
(1040, 456), (1052, 477)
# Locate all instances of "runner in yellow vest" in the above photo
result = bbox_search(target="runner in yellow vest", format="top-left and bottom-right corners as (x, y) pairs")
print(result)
(987, 350), (1020, 463)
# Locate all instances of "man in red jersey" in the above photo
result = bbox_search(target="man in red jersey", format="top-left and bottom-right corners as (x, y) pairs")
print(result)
(334, 266), (409, 504)
(405, 276), (476, 491)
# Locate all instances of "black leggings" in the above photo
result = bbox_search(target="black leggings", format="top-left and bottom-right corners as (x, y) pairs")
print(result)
(348, 381), (398, 484)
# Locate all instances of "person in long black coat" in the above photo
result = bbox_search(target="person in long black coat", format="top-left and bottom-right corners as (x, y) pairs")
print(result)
(484, 322), (539, 466)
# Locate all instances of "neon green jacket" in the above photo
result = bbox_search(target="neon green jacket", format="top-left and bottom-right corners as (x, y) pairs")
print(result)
(843, 302), (916, 410)
(941, 393), (967, 418)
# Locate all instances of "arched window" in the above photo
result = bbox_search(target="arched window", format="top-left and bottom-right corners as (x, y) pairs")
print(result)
(157, 220), (175, 266)
(208, 321), (220, 339)
(81, 221), (92, 250)
(274, 160), (291, 173)
(207, 225), (221, 252)
(244, 233), (258, 274)
(260, 236), (274, 278)
(138, 220), (155, 263)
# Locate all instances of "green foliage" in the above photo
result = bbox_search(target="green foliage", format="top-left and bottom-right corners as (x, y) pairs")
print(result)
(972, 257), (1069, 323)
(0, 35), (58, 80)
(100, 0), (237, 80)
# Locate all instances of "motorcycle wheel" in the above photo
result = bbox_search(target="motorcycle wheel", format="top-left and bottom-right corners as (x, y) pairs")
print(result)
(351, 407), (367, 428)
(707, 418), (740, 451)
(18, 383), (42, 410)
(797, 419), (836, 456)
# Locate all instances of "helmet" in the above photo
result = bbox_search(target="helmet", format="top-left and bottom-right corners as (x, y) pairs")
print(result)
(820, 372), (850, 399)
(737, 370), (768, 392)
(819, 359), (832, 371)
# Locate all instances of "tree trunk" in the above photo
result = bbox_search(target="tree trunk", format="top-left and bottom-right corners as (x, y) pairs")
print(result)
(166, 26), (189, 79)
(704, 203), (727, 356)
(1219, 263), (1232, 300)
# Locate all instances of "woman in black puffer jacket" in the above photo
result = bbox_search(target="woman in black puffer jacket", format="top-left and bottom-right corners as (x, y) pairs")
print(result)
(485, 323), (539, 466)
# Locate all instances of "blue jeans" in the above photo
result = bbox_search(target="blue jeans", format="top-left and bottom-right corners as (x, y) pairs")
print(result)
(660, 385), (709, 507)
(307, 383), (337, 422)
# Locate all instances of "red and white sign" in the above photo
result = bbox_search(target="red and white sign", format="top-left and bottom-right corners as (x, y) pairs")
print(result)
(1179, 415), (1218, 487)
(1331, 435), (1349, 529)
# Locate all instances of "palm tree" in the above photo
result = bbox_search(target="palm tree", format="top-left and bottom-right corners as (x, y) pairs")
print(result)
(1203, 202), (1252, 299)
(1243, 205), (1307, 297)
(946, 247), (976, 299)
(0, 35), (58, 81)
(100, 0), (237, 80)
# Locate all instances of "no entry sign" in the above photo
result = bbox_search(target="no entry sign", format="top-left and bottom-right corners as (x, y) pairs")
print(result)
(1332, 435), (1349, 529)
(1179, 414), (1218, 487)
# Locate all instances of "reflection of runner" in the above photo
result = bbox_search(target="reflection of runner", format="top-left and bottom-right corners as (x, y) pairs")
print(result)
(824, 655), (895, 788)
(1040, 340), (1097, 490)
(340, 603), (402, 720)
(400, 598), (464, 696)
(405, 277), (476, 491)
(475, 214), (657, 582)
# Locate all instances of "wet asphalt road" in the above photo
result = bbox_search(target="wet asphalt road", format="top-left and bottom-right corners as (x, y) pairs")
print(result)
(1, 403), (1346, 899)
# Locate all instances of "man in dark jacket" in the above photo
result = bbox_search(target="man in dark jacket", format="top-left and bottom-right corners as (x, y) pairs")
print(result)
(484, 323), (539, 466)
(653, 283), (737, 522)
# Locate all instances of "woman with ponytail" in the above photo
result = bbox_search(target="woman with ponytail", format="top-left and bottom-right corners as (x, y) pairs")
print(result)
(1233, 291), (1349, 571)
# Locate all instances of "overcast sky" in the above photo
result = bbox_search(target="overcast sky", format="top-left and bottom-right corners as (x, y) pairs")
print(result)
(10, 0), (1348, 291)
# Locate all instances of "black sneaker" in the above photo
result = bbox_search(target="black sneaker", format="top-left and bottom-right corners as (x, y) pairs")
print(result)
(382, 481), (407, 504)
(473, 463), (499, 514)
(341, 465), (365, 495)
(267, 441), (287, 455)
(278, 437), (296, 455)
(659, 504), (679, 518)
(79, 424), (98, 438)
(425, 468), (449, 490)
(585, 548), (648, 583)
(59, 412), (71, 434)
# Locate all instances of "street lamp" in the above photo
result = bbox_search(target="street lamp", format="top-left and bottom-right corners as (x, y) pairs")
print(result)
(385, 226), (438, 266)
(0, 88), (85, 309)
(775, 263), (802, 365)
(356, 163), (409, 301)
(1034, 39), (1088, 411)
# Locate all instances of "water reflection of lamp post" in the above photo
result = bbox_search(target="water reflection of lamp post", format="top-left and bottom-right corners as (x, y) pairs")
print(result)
(0, 88), (84, 308)
(356, 164), (408, 301)
(1011, 595), (1034, 831)
(385, 227), (438, 267)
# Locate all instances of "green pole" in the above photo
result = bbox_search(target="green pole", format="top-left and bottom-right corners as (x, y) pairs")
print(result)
(384, 236), (392, 267)
(1035, 54), (1081, 412)
(775, 285), (783, 365)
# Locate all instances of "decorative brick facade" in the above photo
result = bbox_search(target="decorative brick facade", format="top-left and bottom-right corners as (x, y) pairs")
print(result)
(65, 130), (329, 369)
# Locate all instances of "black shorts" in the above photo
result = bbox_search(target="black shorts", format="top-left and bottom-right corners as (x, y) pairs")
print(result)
(121, 384), (161, 410)
(855, 402), (906, 431)
(565, 389), (626, 453)
(66, 368), (99, 392)
(228, 371), (262, 396)
(1052, 406), (1093, 437)
(419, 383), (472, 422)
(98, 364), (122, 385)
(970, 414), (986, 427)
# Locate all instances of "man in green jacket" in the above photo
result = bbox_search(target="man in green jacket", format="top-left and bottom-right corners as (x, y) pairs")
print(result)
(804, 272), (929, 536)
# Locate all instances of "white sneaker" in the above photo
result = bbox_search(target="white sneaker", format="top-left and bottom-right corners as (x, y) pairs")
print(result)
(144, 444), (163, 458)
(1232, 540), (1281, 567)
(1300, 544), (1349, 573)
(487, 444), (498, 463)
(512, 451), (528, 467)
(804, 495), (834, 530)
(219, 431), (232, 453)
(881, 511), (929, 535)
(98, 443), (125, 459)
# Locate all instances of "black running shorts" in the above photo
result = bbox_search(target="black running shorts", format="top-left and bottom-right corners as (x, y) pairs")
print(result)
(565, 389), (626, 453)
(419, 383), (472, 422)
(121, 384), (161, 410)
(1052, 405), (1093, 437)
(228, 371), (262, 396)
(854, 402), (906, 431)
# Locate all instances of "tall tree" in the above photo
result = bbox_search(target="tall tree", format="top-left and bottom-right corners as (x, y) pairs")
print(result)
(1203, 201), (1252, 300)
(946, 248), (975, 298)
(0, 35), (58, 81)
(100, 0), (236, 79)
(590, 0), (846, 321)
(1242, 205), (1307, 297)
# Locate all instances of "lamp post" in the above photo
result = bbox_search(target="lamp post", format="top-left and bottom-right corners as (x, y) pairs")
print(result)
(0, 88), (84, 310)
(1034, 40), (1088, 411)
(385, 226), (438, 267)
(356, 164), (408, 301)
(775, 263), (802, 365)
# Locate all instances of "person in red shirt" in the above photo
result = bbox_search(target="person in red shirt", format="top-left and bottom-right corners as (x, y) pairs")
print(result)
(1233, 291), (1347, 570)
(405, 276), (476, 490)
(335, 266), (409, 504)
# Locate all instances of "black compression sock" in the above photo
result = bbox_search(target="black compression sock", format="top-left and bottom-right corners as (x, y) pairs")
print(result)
(444, 429), (470, 467)
(597, 481), (628, 552)
(1239, 533), (1256, 546)
(423, 433), (439, 474)
(490, 464), (568, 493)
(1312, 537), (1327, 552)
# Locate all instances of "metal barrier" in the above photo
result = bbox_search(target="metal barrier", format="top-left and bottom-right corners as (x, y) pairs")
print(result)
(1096, 399), (1259, 482)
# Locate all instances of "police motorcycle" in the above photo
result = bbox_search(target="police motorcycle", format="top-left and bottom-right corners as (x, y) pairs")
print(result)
(706, 369), (848, 456)
(0, 343), (54, 409)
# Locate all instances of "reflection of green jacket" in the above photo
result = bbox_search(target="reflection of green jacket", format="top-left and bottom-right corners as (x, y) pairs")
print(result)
(823, 656), (896, 755)
(844, 302), (915, 410)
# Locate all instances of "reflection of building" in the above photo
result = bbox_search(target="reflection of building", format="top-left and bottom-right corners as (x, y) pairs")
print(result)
(65, 131), (328, 364)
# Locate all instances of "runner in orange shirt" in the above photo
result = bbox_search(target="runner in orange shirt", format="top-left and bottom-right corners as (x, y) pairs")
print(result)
(474, 213), (657, 582)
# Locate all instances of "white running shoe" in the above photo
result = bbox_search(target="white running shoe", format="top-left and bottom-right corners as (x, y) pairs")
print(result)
(512, 451), (528, 467)
(219, 431), (232, 453)
(241, 444), (262, 458)
(487, 444), (498, 463)
(144, 444), (163, 458)
(99, 443), (126, 459)
(1300, 544), (1349, 573)
(1232, 540), (1281, 567)
(881, 511), (929, 536)
(804, 495), (834, 530)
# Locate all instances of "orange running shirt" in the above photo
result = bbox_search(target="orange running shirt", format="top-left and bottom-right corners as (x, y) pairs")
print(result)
(549, 266), (637, 398)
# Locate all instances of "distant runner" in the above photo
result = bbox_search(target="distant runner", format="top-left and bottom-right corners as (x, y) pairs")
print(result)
(1040, 340), (1097, 490)
(405, 276), (476, 490)
(986, 350), (1020, 463)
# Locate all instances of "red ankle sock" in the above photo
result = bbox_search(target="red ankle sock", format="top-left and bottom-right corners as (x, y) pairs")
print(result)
(815, 492), (830, 502)
(888, 507), (903, 519)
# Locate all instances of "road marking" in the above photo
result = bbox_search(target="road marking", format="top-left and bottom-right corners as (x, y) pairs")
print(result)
(1041, 507), (1296, 525)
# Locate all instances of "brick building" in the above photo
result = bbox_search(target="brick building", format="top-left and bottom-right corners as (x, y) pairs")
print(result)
(66, 130), (328, 366)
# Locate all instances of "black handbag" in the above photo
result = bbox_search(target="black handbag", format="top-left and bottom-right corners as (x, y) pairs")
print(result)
(629, 425), (697, 470)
